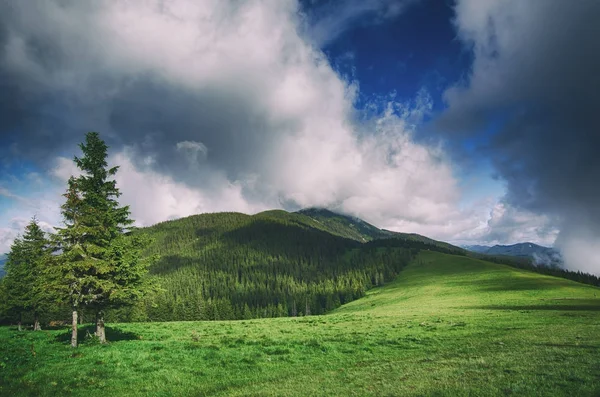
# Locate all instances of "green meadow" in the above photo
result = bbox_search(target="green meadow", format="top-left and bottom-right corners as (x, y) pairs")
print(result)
(1, 251), (599, 396)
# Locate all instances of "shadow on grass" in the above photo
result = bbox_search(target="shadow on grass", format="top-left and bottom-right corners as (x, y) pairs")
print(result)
(537, 343), (600, 350)
(469, 302), (600, 311)
(55, 324), (139, 344)
(447, 278), (563, 292)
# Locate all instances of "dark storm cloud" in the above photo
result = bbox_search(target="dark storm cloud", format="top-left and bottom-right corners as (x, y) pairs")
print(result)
(0, 0), (291, 188)
(441, 0), (600, 272)
(106, 75), (284, 187)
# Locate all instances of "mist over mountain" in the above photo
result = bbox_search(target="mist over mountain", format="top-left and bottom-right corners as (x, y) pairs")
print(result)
(464, 243), (563, 267)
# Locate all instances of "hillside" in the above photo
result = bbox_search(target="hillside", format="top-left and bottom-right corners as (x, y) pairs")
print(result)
(0, 254), (5, 278)
(337, 251), (598, 315)
(296, 208), (465, 253)
(108, 208), (596, 323)
(295, 208), (392, 241)
(120, 209), (417, 322)
(1, 252), (598, 396)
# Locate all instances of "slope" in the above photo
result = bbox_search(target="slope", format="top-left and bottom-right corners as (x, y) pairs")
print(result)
(296, 207), (466, 253)
(121, 209), (416, 322)
(1, 252), (598, 396)
(336, 251), (599, 315)
(295, 208), (392, 241)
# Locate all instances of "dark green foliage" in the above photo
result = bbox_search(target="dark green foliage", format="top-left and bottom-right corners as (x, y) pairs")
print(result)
(0, 218), (52, 328)
(50, 132), (154, 342)
(114, 210), (417, 322)
(296, 208), (392, 241)
(295, 208), (467, 254)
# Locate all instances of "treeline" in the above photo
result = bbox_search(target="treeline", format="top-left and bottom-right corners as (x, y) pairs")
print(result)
(365, 237), (467, 257)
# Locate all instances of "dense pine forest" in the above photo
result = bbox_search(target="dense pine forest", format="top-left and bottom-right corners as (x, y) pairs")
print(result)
(110, 207), (599, 322)
(115, 210), (419, 322)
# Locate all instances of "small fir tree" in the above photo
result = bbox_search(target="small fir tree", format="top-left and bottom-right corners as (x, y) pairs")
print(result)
(1, 217), (52, 331)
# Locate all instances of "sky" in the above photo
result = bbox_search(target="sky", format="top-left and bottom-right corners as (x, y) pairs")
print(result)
(0, 0), (599, 274)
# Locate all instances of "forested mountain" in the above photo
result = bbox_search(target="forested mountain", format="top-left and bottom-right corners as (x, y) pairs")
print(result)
(295, 208), (465, 253)
(129, 208), (596, 323)
(295, 208), (392, 241)
(116, 210), (426, 322)
(2, 207), (598, 326)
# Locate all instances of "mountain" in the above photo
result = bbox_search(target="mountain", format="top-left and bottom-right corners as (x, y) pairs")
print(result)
(119, 209), (426, 322)
(296, 208), (465, 253)
(464, 242), (563, 267)
(295, 208), (393, 241)
(463, 245), (491, 254)
(486, 242), (555, 257)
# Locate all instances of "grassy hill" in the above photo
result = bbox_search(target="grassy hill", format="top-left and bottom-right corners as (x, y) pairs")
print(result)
(1, 251), (598, 396)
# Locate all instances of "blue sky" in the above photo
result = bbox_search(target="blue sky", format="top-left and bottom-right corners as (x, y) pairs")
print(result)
(0, 0), (598, 273)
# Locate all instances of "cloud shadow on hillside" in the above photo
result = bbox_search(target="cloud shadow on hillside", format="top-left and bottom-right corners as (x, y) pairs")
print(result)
(469, 301), (600, 311)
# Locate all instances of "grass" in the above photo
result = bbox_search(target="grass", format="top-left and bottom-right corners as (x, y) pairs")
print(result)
(1, 251), (599, 396)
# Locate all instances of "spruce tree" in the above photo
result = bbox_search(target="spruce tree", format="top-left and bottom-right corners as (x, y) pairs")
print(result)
(54, 132), (153, 346)
(1, 237), (26, 330)
(1, 218), (52, 331)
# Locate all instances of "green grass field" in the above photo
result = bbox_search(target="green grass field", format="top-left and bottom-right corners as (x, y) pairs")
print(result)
(1, 252), (599, 396)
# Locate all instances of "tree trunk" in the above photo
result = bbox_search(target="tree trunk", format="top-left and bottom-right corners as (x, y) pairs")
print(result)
(33, 312), (42, 331)
(17, 313), (22, 332)
(79, 311), (83, 325)
(95, 311), (106, 344)
(71, 309), (78, 348)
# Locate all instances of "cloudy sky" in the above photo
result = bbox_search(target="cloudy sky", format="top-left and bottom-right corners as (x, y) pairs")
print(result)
(0, 0), (599, 274)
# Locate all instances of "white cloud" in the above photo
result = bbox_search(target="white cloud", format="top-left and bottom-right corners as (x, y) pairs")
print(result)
(0, 0), (559, 260)
(442, 0), (600, 272)
(0, 187), (63, 253)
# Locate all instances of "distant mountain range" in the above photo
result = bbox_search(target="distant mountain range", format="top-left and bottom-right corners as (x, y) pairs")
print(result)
(463, 243), (563, 266)
(297, 208), (465, 253)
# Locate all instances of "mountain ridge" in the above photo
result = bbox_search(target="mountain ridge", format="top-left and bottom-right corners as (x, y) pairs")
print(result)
(464, 242), (562, 266)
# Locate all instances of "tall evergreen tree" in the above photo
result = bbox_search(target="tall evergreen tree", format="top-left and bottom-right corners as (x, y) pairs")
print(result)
(54, 132), (153, 346)
(0, 218), (52, 331)
(1, 236), (26, 330)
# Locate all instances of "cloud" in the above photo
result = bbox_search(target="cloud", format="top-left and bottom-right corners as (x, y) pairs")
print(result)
(300, 0), (419, 46)
(478, 202), (558, 246)
(438, 0), (600, 273)
(0, 0), (555, 261)
(0, 186), (62, 253)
